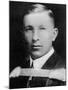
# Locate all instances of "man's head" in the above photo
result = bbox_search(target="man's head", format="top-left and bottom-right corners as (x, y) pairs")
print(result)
(23, 4), (58, 59)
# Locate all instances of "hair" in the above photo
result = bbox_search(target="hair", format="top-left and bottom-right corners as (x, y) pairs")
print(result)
(23, 3), (55, 27)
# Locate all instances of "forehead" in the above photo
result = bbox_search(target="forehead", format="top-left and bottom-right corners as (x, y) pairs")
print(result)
(24, 11), (54, 27)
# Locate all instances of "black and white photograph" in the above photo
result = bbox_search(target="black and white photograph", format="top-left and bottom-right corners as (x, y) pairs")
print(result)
(9, 0), (66, 89)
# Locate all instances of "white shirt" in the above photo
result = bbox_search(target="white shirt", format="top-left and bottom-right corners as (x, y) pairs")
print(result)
(30, 47), (54, 69)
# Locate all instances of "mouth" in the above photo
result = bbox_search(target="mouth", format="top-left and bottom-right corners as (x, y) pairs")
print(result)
(31, 45), (42, 49)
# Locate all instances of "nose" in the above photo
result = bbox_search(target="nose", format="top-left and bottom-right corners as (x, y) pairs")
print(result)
(32, 30), (39, 42)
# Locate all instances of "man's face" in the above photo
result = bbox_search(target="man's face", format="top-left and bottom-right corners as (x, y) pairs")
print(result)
(24, 12), (58, 59)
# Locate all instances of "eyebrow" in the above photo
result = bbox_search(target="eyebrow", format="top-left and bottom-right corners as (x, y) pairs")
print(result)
(24, 25), (47, 29)
(24, 25), (33, 28)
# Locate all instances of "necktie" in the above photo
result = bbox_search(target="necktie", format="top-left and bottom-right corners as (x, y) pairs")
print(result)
(27, 62), (33, 88)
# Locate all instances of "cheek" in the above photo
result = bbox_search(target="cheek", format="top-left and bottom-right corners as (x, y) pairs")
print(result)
(39, 31), (53, 44)
(24, 31), (32, 44)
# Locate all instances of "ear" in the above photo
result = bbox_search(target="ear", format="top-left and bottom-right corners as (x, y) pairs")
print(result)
(52, 28), (58, 41)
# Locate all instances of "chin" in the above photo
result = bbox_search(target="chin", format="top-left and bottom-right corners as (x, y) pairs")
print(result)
(31, 51), (43, 59)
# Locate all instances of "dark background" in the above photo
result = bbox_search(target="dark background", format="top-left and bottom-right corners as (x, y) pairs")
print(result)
(9, 1), (66, 72)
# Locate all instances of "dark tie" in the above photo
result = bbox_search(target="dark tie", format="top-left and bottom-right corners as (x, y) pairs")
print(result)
(27, 62), (33, 88)
(31, 61), (33, 68)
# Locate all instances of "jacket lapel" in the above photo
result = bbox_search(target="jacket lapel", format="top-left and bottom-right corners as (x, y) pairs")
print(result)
(41, 51), (58, 69)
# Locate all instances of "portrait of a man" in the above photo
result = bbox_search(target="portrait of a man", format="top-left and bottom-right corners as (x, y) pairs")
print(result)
(9, 1), (66, 89)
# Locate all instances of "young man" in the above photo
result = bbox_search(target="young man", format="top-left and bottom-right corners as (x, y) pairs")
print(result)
(10, 3), (66, 88)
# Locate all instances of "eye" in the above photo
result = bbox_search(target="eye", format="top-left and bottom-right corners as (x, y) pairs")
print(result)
(24, 26), (33, 31)
(39, 26), (46, 30)
(40, 27), (45, 30)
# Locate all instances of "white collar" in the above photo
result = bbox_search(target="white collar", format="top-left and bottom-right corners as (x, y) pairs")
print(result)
(30, 47), (54, 69)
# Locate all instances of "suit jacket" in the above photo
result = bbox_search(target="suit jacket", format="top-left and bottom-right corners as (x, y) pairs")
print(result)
(10, 52), (66, 89)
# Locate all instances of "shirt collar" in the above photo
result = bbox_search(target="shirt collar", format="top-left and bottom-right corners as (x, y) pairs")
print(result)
(30, 47), (54, 69)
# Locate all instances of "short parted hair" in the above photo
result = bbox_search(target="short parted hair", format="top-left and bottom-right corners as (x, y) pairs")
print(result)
(23, 4), (55, 27)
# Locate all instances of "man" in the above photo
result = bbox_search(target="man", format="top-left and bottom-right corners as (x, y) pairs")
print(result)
(10, 3), (66, 89)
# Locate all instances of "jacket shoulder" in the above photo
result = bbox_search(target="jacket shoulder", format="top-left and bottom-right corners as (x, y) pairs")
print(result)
(54, 54), (66, 69)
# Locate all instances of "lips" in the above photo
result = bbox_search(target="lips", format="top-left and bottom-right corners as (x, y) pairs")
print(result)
(32, 44), (42, 49)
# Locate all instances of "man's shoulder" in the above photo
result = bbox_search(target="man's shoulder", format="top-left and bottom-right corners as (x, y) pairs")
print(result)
(49, 51), (66, 69)
(9, 66), (29, 89)
(54, 53), (66, 69)
(42, 51), (66, 69)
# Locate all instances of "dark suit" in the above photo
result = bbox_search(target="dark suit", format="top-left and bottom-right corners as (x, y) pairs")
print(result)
(10, 52), (66, 89)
